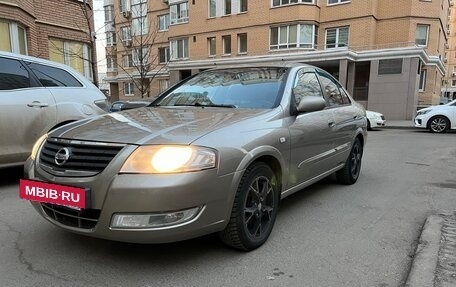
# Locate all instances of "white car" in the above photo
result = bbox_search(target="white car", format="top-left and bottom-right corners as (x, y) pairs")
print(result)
(0, 51), (109, 168)
(414, 100), (456, 133)
(366, 110), (386, 130)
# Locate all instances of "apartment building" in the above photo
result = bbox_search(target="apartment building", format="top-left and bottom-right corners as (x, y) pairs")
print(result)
(0, 0), (96, 81)
(443, 0), (456, 102)
(105, 0), (450, 120)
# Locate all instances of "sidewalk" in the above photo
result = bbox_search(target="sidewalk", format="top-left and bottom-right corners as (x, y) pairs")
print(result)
(382, 120), (415, 129)
(406, 213), (456, 287)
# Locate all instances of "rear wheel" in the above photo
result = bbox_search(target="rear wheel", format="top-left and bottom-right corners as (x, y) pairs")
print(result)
(428, 116), (449, 133)
(219, 162), (279, 251)
(336, 138), (363, 185)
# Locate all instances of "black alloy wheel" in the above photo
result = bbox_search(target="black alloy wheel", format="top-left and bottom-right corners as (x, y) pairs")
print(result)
(219, 162), (279, 251)
(336, 138), (363, 185)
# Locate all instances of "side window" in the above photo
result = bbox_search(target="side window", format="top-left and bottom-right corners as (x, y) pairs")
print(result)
(0, 57), (31, 90)
(27, 63), (83, 87)
(339, 87), (351, 105)
(292, 70), (323, 105)
(317, 71), (344, 106)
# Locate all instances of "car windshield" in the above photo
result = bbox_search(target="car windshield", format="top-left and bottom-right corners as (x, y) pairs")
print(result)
(154, 67), (288, 109)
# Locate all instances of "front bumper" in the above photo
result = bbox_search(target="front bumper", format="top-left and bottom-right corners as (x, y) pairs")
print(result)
(24, 157), (240, 244)
(414, 116), (426, 128)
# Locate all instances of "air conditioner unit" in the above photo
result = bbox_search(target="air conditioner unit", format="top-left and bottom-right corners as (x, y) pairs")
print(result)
(452, 72), (456, 76)
(447, 29), (451, 35)
(445, 43), (450, 49)
(124, 40), (132, 47)
(450, 1), (454, 7)
(444, 58), (448, 63)
(122, 11), (131, 18)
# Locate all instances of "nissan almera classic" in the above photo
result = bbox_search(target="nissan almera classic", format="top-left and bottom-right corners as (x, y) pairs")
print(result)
(22, 64), (367, 251)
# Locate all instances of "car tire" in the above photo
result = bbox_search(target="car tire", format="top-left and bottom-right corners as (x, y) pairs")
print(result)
(336, 138), (363, 185)
(219, 162), (279, 251)
(428, 116), (449, 133)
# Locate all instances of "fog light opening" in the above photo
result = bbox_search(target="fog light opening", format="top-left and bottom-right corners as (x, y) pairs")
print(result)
(111, 206), (202, 229)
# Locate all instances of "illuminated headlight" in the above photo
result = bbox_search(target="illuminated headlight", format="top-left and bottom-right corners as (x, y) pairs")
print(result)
(416, 110), (431, 116)
(110, 206), (202, 229)
(120, 145), (217, 174)
(30, 133), (48, 160)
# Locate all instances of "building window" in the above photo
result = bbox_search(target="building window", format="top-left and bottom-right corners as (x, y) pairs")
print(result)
(222, 35), (231, 55)
(106, 31), (116, 46)
(210, 0), (247, 17)
(270, 24), (316, 50)
(272, 0), (314, 7)
(0, 21), (27, 55)
(104, 5), (114, 22)
(170, 2), (188, 24)
(452, 79), (456, 87)
(208, 37), (216, 56)
(416, 24), (429, 46)
(48, 38), (92, 80)
(159, 47), (170, 63)
(158, 14), (170, 31)
(120, 0), (130, 13)
(107, 56), (117, 72)
(419, 70), (426, 91)
(124, 82), (135, 96)
(238, 33), (247, 54)
(131, 0), (148, 35)
(159, 79), (169, 92)
(123, 53), (133, 67)
(378, 59), (403, 75)
(240, 0), (248, 12)
(327, 0), (350, 5)
(133, 47), (149, 66)
(120, 26), (132, 42)
(170, 38), (189, 59)
(209, 0), (217, 17)
(224, 0), (231, 15)
(325, 26), (348, 49)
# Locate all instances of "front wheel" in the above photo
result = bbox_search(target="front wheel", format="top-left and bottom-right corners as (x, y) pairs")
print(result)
(428, 116), (449, 133)
(336, 138), (363, 185)
(219, 162), (279, 251)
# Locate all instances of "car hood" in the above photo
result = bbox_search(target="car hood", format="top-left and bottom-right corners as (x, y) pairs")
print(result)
(50, 107), (269, 145)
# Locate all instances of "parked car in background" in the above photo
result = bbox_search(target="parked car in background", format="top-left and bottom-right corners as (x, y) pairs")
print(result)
(366, 110), (386, 130)
(22, 64), (367, 251)
(109, 100), (151, 112)
(414, 100), (456, 133)
(0, 51), (109, 168)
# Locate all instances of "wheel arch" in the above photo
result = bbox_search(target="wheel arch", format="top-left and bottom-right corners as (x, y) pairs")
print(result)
(426, 114), (451, 130)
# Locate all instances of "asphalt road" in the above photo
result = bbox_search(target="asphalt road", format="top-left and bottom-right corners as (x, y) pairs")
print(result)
(0, 129), (455, 287)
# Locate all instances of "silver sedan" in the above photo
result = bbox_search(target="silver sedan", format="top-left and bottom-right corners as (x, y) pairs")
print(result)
(23, 63), (367, 251)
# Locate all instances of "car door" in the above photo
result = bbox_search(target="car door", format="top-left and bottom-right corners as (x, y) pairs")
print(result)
(0, 57), (56, 166)
(287, 68), (337, 187)
(316, 70), (359, 166)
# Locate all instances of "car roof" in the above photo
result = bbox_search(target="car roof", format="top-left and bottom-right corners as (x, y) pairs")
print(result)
(206, 62), (314, 71)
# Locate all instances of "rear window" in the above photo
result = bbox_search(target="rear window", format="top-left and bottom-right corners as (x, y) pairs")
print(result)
(26, 62), (83, 87)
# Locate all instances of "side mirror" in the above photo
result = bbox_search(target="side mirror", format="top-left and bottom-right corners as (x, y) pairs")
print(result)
(296, 96), (326, 113)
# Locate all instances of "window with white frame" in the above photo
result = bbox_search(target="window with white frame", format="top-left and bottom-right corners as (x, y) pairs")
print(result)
(452, 79), (456, 87)
(222, 35), (231, 55)
(270, 24), (316, 50)
(106, 56), (117, 72)
(416, 24), (429, 46)
(0, 21), (27, 55)
(104, 5), (114, 22)
(120, 26), (132, 42)
(208, 37), (216, 56)
(159, 47), (170, 63)
(419, 70), (426, 91)
(132, 0), (147, 35)
(240, 0), (248, 12)
(209, 0), (247, 17)
(238, 33), (247, 54)
(327, 0), (350, 5)
(124, 82), (135, 96)
(325, 26), (348, 49)
(48, 38), (92, 80)
(120, 0), (130, 12)
(209, 0), (216, 17)
(158, 14), (170, 31)
(159, 79), (169, 92)
(272, 0), (314, 7)
(106, 31), (116, 46)
(170, 38), (188, 59)
(123, 53), (133, 67)
(170, 2), (188, 24)
(133, 47), (149, 66)
(452, 66), (456, 75)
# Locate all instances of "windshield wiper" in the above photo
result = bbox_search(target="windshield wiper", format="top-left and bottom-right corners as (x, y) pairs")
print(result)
(174, 103), (236, 108)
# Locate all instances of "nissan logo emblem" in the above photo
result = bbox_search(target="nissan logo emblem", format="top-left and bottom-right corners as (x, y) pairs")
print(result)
(54, 147), (71, 166)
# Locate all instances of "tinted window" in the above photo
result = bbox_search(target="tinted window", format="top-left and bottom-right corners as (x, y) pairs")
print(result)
(27, 62), (83, 87)
(317, 71), (345, 106)
(293, 70), (323, 105)
(0, 57), (31, 90)
(339, 88), (352, 105)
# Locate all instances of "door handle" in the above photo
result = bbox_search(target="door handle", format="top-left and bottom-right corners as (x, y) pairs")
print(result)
(353, 115), (363, 120)
(27, 102), (49, 108)
(328, 122), (336, 128)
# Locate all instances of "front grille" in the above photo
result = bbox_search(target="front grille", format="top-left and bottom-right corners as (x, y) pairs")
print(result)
(39, 138), (125, 177)
(42, 203), (100, 229)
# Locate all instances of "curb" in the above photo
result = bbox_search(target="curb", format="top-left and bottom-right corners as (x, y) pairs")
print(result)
(405, 215), (444, 287)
